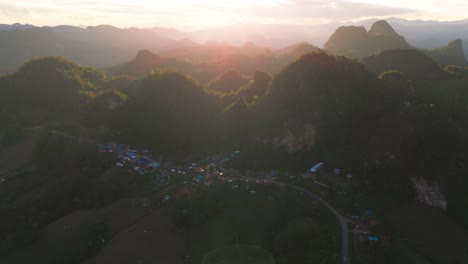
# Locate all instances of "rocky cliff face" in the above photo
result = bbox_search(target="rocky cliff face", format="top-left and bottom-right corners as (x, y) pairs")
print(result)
(272, 123), (317, 152)
(411, 178), (448, 211)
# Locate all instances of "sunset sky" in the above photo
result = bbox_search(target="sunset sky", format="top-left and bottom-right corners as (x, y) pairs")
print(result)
(0, 0), (467, 29)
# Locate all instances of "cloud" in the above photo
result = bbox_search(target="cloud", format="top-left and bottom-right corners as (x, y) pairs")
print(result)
(0, 0), (431, 28)
(221, 0), (418, 21)
(0, 3), (31, 18)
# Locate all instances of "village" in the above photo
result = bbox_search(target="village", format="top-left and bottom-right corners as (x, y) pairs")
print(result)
(97, 142), (396, 259)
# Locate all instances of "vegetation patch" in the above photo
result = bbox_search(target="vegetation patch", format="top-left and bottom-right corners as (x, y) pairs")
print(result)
(203, 245), (275, 264)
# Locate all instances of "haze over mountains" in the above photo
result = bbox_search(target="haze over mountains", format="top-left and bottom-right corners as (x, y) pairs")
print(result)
(3, 12), (468, 264)
(324, 20), (466, 66)
(0, 18), (467, 75)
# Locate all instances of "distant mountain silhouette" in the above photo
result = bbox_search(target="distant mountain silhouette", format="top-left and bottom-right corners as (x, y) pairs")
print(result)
(108, 49), (176, 76)
(0, 23), (35, 31)
(161, 42), (270, 62)
(107, 42), (323, 87)
(277, 42), (321, 59)
(371, 18), (468, 54)
(207, 71), (250, 93)
(0, 26), (177, 74)
(1, 20), (467, 75)
(325, 20), (467, 66)
(368, 20), (400, 36)
(324, 20), (411, 58)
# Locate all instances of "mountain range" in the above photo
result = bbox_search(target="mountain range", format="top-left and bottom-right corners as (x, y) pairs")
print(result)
(0, 18), (467, 75)
(325, 20), (466, 66)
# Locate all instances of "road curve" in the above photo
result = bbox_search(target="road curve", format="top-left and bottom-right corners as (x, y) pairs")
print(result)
(34, 127), (350, 263)
(231, 172), (350, 264)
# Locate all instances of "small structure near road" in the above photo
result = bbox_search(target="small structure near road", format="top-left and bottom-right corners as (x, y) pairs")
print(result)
(309, 162), (325, 173)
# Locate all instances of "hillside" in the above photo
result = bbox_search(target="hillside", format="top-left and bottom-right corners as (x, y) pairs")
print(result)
(108, 49), (177, 77)
(277, 42), (321, 60)
(0, 57), (106, 124)
(236, 71), (272, 102)
(255, 51), (382, 160)
(207, 71), (250, 93)
(116, 70), (221, 156)
(0, 26), (177, 74)
(427, 39), (467, 66)
(363, 49), (450, 83)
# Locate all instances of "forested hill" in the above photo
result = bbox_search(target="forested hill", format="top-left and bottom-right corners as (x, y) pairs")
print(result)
(427, 39), (467, 66)
(363, 49), (451, 83)
(0, 57), (106, 124)
(107, 49), (177, 77)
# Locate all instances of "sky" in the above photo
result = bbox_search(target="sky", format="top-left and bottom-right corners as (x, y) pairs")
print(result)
(0, 0), (467, 30)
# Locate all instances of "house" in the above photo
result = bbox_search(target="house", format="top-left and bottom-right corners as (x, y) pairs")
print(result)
(309, 162), (325, 173)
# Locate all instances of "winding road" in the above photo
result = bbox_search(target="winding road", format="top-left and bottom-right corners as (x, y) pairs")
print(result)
(230, 171), (350, 264)
(37, 127), (350, 263)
